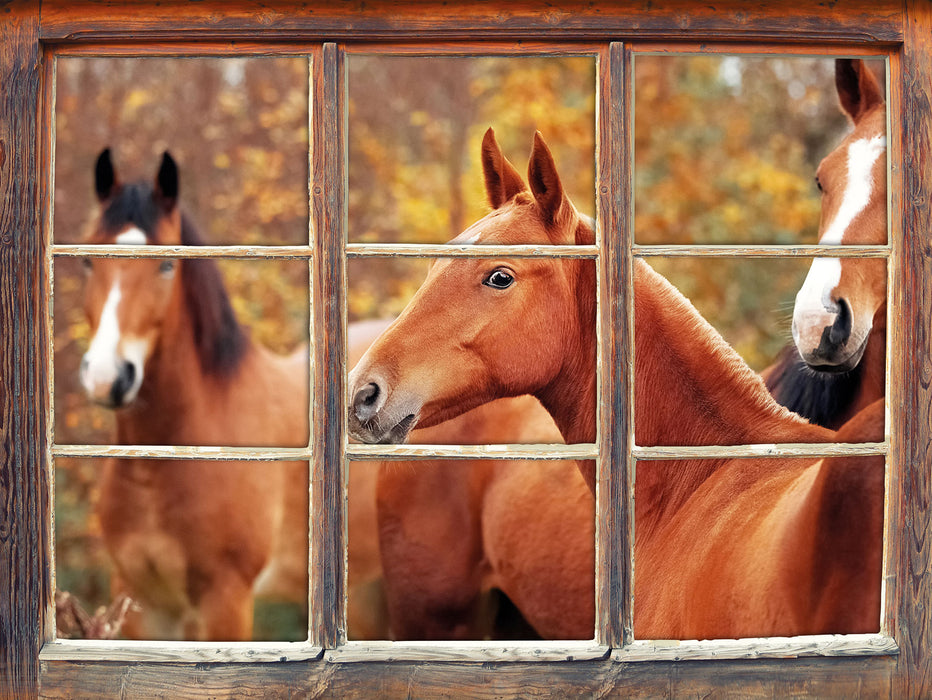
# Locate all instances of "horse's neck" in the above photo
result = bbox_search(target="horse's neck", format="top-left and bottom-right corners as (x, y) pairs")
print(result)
(535, 260), (598, 491)
(632, 261), (831, 534)
(633, 260), (825, 446)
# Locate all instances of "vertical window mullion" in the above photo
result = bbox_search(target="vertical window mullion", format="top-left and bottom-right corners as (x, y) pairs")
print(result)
(596, 41), (633, 647)
(310, 41), (347, 648)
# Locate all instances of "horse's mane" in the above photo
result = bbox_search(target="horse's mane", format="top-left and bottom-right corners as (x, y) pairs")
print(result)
(99, 182), (248, 376)
(178, 214), (248, 376)
(764, 344), (863, 429)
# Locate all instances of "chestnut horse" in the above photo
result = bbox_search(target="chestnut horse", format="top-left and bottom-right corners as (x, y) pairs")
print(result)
(349, 129), (883, 640)
(80, 150), (391, 640)
(765, 58), (886, 430)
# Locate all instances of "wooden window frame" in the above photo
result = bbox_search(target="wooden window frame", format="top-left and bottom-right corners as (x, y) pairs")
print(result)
(1, 1), (928, 696)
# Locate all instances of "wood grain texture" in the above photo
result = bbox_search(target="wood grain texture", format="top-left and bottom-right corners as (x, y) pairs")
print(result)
(39, 640), (322, 664)
(325, 640), (606, 663)
(596, 41), (631, 649)
(891, 2), (932, 698)
(614, 633), (897, 662)
(38, 0), (903, 44)
(38, 655), (894, 698)
(309, 42), (346, 649)
(0, 3), (44, 698)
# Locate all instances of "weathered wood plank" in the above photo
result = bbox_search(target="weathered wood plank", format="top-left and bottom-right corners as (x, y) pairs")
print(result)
(38, 0), (903, 44)
(325, 641), (606, 663)
(309, 41), (345, 649)
(0, 3), (44, 697)
(39, 640), (322, 664)
(614, 634), (898, 663)
(596, 40), (631, 649)
(38, 655), (895, 698)
(891, 2), (932, 698)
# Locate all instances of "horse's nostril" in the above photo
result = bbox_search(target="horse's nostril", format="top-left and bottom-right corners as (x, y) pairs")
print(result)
(110, 362), (136, 406)
(353, 382), (381, 422)
(829, 298), (852, 346)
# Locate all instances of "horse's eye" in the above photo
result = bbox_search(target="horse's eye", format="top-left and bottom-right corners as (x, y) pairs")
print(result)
(159, 259), (176, 276)
(815, 176), (824, 193)
(483, 269), (514, 290)
(81, 257), (93, 273)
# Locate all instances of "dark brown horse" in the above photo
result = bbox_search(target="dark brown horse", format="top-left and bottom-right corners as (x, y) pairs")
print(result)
(765, 58), (886, 430)
(349, 129), (883, 640)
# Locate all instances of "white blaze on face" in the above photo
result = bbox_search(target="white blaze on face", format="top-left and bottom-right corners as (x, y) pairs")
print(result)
(819, 135), (885, 245)
(793, 134), (885, 348)
(80, 280), (123, 400)
(115, 227), (148, 245)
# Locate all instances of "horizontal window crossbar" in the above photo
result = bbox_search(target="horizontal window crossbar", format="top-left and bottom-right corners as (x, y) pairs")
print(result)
(633, 442), (887, 460)
(633, 244), (889, 258)
(52, 444), (311, 461)
(52, 244), (312, 260)
(53, 243), (890, 260)
(345, 243), (599, 258)
(52, 442), (887, 462)
(346, 442), (597, 460)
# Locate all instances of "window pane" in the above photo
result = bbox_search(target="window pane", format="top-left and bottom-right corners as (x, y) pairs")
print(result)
(633, 256), (886, 443)
(54, 57), (309, 245)
(634, 55), (887, 245)
(347, 55), (596, 244)
(634, 453), (884, 640)
(347, 459), (594, 641)
(347, 257), (594, 446)
(53, 257), (309, 447)
(54, 457), (308, 642)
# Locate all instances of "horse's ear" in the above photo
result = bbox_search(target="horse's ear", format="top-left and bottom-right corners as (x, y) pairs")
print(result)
(154, 151), (179, 211)
(528, 131), (565, 226)
(94, 148), (118, 201)
(836, 59), (884, 123)
(482, 127), (526, 209)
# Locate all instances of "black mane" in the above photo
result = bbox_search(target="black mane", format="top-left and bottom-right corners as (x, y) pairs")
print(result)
(765, 344), (864, 429)
(101, 182), (248, 376)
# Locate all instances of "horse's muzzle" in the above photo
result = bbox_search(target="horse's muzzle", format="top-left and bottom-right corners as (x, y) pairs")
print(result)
(348, 379), (418, 444)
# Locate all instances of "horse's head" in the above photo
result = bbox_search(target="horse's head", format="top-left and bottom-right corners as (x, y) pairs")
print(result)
(79, 149), (183, 407)
(348, 129), (594, 444)
(791, 59), (887, 372)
